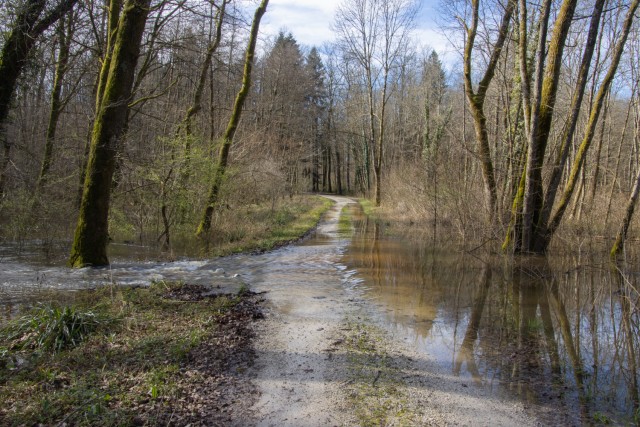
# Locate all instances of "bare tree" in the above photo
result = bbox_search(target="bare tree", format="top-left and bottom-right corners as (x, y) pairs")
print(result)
(334, 0), (417, 206)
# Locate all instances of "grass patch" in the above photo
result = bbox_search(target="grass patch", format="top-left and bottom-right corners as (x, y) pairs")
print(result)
(208, 195), (334, 257)
(338, 205), (354, 237)
(0, 282), (259, 426)
(341, 318), (420, 426)
(358, 198), (378, 219)
(2, 305), (113, 353)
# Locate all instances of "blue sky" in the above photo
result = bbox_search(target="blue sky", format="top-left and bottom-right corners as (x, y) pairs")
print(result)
(260, 0), (454, 64)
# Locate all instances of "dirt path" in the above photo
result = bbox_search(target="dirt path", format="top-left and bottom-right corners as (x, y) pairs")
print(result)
(245, 195), (356, 426)
(241, 195), (537, 426)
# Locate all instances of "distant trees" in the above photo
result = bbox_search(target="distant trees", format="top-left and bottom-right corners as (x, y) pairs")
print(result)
(0, 0), (77, 197)
(1, 0), (640, 260)
(334, 0), (418, 206)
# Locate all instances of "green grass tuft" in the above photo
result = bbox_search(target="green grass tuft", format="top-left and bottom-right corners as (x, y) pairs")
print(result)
(1, 304), (112, 353)
(338, 205), (353, 237)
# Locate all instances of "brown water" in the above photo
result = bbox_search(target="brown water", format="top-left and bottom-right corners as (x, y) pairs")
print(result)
(342, 206), (640, 425)
(1, 200), (639, 424)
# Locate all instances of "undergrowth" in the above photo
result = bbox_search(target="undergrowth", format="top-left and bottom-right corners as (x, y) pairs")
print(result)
(0, 281), (250, 426)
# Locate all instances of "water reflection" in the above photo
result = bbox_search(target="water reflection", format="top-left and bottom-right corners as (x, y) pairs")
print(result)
(343, 210), (640, 424)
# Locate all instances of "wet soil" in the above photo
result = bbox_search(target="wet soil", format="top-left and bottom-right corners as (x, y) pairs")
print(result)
(133, 286), (265, 426)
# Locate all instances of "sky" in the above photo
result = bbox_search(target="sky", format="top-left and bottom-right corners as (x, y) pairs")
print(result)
(259, 0), (456, 67)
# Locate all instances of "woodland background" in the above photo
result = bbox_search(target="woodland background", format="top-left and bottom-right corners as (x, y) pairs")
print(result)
(1, 0), (640, 260)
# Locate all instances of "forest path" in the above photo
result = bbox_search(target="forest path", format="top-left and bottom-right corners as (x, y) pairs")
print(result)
(245, 195), (356, 426)
(239, 195), (535, 426)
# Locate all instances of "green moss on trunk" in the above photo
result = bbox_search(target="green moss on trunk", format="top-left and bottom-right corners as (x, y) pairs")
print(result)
(69, 0), (151, 267)
(197, 0), (269, 237)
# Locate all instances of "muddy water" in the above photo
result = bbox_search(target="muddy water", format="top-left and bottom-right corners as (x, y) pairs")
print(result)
(342, 207), (640, 425)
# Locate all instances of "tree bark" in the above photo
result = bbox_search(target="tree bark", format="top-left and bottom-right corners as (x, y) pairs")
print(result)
(196, 0), (269, 236)
(69, 0), (151, 267)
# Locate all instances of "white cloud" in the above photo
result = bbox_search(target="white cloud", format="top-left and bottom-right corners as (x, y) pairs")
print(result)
(259, 0), (453, 58)
(261, 0), (342, 48)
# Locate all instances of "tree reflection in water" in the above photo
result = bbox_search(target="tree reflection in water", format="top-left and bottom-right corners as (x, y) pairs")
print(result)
(344, 209), (640, 424)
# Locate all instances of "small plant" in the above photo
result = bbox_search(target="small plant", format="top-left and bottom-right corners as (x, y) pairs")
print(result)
(1, 304), (111, 352)
(237, 283), (250, 296)
(593, 411), (611, 425)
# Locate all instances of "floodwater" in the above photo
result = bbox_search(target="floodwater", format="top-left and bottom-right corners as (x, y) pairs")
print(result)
(1, 200), (639, 424)
(342, 205), (640, 425)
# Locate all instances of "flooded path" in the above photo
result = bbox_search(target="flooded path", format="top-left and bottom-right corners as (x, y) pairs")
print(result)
(2, 196), (638, 424)
(244, 195), (358, 426)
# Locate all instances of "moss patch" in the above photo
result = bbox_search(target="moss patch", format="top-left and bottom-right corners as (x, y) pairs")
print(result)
(340, 318), (423, 426)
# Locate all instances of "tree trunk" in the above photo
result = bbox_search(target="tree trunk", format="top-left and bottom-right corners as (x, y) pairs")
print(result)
(462, 0), (515, 216)
(77, 0), (124, 206)
(536, 0), (605, 241)
(179, 0), (227, 176)
(545, 0), (640, 245)
(68, 0), (151, 267)
(196, 0), (269, 236)
(521, 0), (578, 252)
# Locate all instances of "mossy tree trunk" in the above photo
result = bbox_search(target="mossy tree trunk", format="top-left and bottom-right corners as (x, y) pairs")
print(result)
(543, 0), (639, 249)
(77, 0), (124, 206)
(503, 0), (625, 254)
(462, 0), (515, 217)
(0, 0), (77, 198)
(196, 0), (269, 237)
(533, 0), (605, 245)
(519, 0), (577, 252)
(68, 0), (151, 267)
